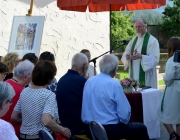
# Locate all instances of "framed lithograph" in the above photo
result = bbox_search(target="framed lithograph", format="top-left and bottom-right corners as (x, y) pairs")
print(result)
(8, 16), (45, 58)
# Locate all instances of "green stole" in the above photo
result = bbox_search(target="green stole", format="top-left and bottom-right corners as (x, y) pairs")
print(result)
(130, 32), (150, 84)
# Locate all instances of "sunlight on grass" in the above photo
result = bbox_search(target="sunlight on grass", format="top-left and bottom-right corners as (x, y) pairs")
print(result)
(116, 71), (128, 79)
(117, 71), (165, 86)
(159, 80), (164, 86)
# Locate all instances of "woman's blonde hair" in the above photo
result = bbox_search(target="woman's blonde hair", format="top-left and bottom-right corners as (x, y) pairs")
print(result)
(1, 52), (19, 73)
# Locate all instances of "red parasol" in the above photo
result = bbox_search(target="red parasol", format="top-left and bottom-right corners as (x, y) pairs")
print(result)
(57, 0), (166, 12)
(56, 0), (166, 52)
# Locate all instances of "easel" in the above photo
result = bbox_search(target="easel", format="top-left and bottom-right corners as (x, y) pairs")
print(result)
(26, 0), (34, 16)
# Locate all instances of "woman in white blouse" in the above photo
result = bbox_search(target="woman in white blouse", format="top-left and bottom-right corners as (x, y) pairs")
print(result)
(0, 82), (18, 140)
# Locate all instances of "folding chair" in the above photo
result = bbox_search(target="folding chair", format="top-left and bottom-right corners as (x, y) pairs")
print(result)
(89, 121), (108, 140)
(39, 128), (54, 140)
(89, 121), (126, 140)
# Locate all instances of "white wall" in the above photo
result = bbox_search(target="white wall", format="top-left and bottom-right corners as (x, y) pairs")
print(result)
(0, 0), (110, 79)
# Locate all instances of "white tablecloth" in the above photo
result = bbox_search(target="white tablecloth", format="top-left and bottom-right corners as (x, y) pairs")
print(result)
(141, 88), (162, 139)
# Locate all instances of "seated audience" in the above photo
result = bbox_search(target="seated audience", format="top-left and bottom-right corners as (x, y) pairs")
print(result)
(56, 53), (88, 135)
(82, 54), (149, 140)
(22, 53), (38, 65)
(2, 60), (34, 137)
(39, 51), (57, 93)
(0, 62), (9, 81)
(157, 37), (180, 140)
(11, 60), (71, 140)
(80, 49), (97, 78)
(2, 52), (19, 81)
(0, 82), (18, 140)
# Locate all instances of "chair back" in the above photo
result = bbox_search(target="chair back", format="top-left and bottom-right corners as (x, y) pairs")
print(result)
(89, 121), (108, 140)
(39, 128), (54, 140)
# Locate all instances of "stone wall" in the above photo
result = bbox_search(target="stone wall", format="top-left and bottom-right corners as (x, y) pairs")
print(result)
(0, 0), (110, 79)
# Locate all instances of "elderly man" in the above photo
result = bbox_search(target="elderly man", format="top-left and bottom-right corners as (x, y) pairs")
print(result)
(121, 18), (160, 88)
(56, 53), (88, 135)
(2, 60), (34, 137)
(82, 54), (149, 140)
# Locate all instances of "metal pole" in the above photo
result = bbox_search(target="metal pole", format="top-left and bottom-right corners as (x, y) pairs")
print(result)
(110, 4), (112, 53)
(26, 0), (34, 16)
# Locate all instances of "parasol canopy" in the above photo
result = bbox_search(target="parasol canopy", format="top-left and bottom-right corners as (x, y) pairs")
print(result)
(57, 0), (166, 12)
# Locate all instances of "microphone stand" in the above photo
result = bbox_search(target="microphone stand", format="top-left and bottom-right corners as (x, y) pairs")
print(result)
(89, 43), (126, 75)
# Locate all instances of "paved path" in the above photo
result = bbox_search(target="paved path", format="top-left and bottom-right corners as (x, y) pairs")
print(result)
(151, 123), (169, 140)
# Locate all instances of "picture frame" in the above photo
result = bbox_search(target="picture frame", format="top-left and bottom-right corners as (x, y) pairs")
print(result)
(8, 16), (45, 58)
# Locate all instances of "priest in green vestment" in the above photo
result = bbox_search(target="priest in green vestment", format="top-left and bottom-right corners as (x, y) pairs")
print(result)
(121, 18), (160, 88)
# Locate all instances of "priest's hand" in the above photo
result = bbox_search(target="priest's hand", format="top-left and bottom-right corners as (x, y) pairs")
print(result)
(131, 52), (142, 60)
(126, 54), (131, 60)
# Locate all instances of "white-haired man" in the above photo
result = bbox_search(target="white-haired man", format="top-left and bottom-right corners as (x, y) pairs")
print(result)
(82, 54), (149, 140)
(122, 18), (160, 88)
(56, 53), (88, 135)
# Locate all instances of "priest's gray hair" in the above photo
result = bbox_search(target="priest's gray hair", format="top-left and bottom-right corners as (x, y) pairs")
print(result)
(14, 60), (34, 79)
(71, 53), (88, 69)
(99, 54), (119, 75)
(135, 18), (147, 26)
(0, 82), (15, 109)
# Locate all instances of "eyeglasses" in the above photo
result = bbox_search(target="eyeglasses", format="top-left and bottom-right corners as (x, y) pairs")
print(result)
(6, 99), (13, 104)
(134, 26), (145, 29)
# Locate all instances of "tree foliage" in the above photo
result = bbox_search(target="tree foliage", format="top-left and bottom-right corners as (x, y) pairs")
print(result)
(140, 14), (162, 25)
(111, 12), (135, 51)
(160, 0), (180, 37)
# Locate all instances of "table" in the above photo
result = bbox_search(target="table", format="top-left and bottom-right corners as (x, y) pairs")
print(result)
(126, 92), (143, 123)
(125, 88), (162, 139)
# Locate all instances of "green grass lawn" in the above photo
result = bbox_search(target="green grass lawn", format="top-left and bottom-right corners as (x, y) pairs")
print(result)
(117, 71), (165, 86)
(159, 80), (164, 86)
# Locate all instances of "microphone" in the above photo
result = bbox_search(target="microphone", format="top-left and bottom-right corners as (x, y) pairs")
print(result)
(116, 40), (129, 44)
(89, 57), (97, 63)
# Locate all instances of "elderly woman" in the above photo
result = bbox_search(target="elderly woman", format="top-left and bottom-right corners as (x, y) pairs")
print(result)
(0, 62), (9, 81)
(0, 82), (18, 140)
(2, 60), (34, 137)
(11, 60), (71, 140)
(2, 52), (19, 81)
(39, 51), (57, 93)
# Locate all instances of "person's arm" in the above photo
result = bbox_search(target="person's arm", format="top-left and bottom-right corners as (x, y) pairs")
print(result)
(141, 37), (160, 72)
(11, 98), (22, 123)
(164, 58), (175, 86)
(43, 93), (71, 138)
(11, 110), (22, 123)
(115, 82), (131, 124)
(121, 38), (135, 70)
(42, 113), (71, 139)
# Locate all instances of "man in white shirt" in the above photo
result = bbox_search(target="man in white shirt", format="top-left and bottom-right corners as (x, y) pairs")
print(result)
(81, 54), (149, 140)
(121, 18), (160, 88)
